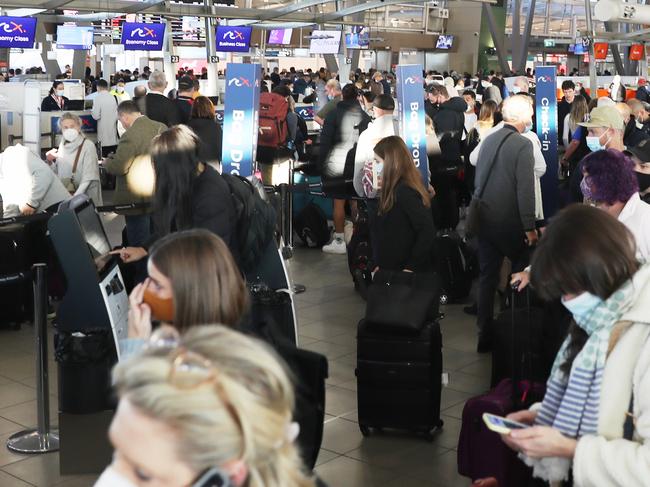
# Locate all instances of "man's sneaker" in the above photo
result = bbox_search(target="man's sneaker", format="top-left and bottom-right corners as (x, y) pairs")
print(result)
(322, 237), (346, 254)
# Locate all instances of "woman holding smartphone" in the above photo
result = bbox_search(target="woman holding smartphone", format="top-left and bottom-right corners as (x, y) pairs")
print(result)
(372, 135), (435, 273)
(501, 205), (650, 487)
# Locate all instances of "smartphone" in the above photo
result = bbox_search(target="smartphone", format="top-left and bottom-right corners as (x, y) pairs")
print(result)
(372, 161), (384, 190)
(482, 413), (529, 434)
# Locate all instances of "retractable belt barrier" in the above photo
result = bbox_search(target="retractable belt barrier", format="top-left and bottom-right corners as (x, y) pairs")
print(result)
(95, 202), (151, 213)
(0, 212), (51, 227)
(5, 263), (60, 454)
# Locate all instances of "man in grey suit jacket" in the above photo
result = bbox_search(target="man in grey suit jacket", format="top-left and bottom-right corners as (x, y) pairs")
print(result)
(473, 95), (538, 353)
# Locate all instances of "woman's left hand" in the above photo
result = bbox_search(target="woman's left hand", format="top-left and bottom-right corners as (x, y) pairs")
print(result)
(502, 426), (577, 459)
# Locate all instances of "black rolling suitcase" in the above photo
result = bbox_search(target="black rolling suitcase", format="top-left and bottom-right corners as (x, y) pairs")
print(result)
(356, 319), (443, 440)
(491, 290), (571, 387)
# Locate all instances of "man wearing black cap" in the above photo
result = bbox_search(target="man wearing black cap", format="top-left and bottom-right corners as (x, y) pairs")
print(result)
(174, 75), (196, 124)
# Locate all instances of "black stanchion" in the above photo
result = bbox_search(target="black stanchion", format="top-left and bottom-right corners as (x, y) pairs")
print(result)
(6, 263), (60, 454)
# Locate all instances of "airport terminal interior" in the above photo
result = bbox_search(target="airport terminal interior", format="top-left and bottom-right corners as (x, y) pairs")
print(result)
(1, 0), (650, 486)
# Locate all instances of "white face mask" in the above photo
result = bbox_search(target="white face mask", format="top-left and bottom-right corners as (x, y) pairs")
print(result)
(56, 89), (65, 97)
(481, 81), (490, 89)
(117, 86), (125, 93)
(62, 128), (79, 142)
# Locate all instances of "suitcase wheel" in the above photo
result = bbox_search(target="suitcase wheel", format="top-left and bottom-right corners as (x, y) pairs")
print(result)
(359, 424), (371, 437)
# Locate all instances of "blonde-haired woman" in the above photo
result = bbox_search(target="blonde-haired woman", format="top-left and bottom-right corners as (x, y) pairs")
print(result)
(95, 325), (317, 487)
(45, 112), (102, 204)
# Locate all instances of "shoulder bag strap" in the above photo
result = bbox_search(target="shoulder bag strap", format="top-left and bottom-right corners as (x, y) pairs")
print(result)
(476, 131), (515, 199)
(623, 392), (635, 440)
(72, 139), (85, 176)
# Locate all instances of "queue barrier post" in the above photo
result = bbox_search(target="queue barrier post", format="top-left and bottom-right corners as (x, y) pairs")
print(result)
(6, 263), (60, 454)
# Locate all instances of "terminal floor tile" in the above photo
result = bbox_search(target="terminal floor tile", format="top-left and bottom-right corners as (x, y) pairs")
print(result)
(0, 214), (490, 486)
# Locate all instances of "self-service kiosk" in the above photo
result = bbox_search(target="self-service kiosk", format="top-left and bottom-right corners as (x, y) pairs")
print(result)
(48, 198), (128, 474)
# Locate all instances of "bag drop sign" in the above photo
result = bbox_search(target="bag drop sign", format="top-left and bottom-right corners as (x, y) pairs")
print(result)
(396, 65), (429, 185)
(0, 17), (36, 49)
(121, 23), (165, 51)
(221, 63), (261, 177)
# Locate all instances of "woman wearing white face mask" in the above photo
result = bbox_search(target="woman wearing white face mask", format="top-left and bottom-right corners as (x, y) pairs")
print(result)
(41, 81), (68, 112)
(45, 112), (102, 204)
(95, 325), (317, 487)
(501, 204), (650, 487)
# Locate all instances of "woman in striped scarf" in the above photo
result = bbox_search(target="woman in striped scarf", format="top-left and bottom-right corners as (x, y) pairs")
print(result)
(501, 204), (650, 486)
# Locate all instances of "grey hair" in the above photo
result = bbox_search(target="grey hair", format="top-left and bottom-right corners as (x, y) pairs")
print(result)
(58, 112), (81, 130)
(502, 95), (533, 123)
(148, 70), (167, 90)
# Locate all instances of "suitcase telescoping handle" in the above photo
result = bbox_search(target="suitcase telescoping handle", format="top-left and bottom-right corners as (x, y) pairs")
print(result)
(510, 283), (532, 408)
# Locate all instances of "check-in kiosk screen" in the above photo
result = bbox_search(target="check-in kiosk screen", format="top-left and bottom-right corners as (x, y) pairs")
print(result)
(76, 203), (112, 273)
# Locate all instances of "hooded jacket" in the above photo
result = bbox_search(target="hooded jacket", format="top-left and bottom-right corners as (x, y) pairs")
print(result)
(433, 96), (468, 166)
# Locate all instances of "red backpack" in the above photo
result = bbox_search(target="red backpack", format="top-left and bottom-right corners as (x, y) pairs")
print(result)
(258, 92), (289, 148)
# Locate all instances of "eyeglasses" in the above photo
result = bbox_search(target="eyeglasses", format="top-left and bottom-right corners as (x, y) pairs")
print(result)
(146, 327), (244, 448)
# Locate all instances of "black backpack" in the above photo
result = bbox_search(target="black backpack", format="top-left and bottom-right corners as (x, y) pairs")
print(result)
(294, 203), (330, 248)
(222, 174), (277, 273)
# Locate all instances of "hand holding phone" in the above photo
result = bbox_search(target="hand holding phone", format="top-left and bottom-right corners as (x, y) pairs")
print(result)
(483, 413), (530, 434)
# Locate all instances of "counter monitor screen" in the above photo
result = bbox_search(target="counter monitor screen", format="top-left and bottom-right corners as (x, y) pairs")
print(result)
(309, 30), (341, 54)
(268, 28), (292, 45)
(436, 35), (454, 49)
(216, 25), (252, 52)
(0, 17), (37, 49)
(75, 201), (113, 274)
(345, 25), (369, 49)
(56, 25), (94, 50)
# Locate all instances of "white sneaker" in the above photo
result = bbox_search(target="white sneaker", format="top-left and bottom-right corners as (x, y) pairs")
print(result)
(322, 237), (347, 254)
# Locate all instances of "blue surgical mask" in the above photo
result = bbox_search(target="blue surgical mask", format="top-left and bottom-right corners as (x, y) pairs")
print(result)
(586, 135), (604, 152)
(562, 291), (603, 321)
(523, 121), (533, 134)
(512, 86), (521, 94)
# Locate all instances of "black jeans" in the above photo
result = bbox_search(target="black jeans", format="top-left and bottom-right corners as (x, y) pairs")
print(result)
(476, 236), (529, 337)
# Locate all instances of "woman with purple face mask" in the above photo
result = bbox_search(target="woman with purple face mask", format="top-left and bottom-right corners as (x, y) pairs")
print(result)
(580, 149), (650, 261)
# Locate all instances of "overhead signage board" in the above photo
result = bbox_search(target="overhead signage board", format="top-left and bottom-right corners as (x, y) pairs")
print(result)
(121, 22), (165, 51)
(0, 17), (37, 49)
(215, 26), (252, 53)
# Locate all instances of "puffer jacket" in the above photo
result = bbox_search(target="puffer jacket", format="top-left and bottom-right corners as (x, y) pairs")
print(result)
(433, 97), (468, 167)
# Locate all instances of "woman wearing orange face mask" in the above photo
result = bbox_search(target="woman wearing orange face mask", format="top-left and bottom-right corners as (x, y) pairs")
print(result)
(120, 228), (248, 357)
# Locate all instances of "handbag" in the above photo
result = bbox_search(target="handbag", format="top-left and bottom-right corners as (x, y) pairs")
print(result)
(365, 270), (439, 333)
(60, 140), (85, 194)
(466, 132), (515, 237)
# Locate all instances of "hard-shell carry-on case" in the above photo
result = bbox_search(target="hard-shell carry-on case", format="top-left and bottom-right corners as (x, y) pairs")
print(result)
(457, 287), (545, 486)
(356, 319), (443, 440)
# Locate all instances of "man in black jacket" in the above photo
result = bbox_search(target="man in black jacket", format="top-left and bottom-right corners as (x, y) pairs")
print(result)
(174, 75), (195, 124)
(143, 70), (182, 127)
(319, 83), (371, 254)
(558, 80), (576, 146)
(430, 86), (467, 230)
(473, 95), (537, 353)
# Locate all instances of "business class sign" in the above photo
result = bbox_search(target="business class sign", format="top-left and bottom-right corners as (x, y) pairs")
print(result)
(535, 66), (558, 218)
(121, 23), (165, 51)
(221, 63), (261, 177)
(396, 64), (428, 185)
(0, 17), (36, 49)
